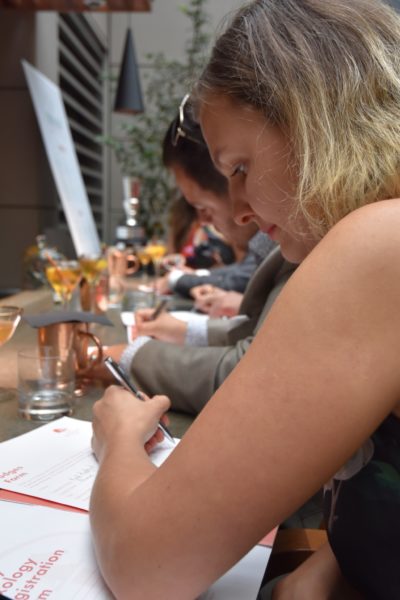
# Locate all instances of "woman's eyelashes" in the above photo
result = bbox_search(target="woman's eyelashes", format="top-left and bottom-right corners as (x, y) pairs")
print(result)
(230, 163), (247, 177)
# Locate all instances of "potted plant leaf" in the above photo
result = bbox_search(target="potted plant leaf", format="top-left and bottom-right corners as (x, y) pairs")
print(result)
(101, 0), (211, 240)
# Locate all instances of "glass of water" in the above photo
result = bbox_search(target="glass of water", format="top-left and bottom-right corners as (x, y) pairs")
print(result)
(18, 347), (75, 421)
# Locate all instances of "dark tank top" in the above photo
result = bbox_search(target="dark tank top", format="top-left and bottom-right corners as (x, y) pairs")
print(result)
(323, 414), (400, 599)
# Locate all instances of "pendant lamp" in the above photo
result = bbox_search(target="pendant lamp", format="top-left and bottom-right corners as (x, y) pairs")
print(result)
(114, 29), (144, 114)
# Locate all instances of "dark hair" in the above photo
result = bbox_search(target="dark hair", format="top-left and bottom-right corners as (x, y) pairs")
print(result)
(168, 195), (198, 253)
(162, 109), (228, 197)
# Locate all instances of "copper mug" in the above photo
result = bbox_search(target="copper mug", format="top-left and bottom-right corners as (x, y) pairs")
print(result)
(107, 246), (139, 277)
(37, 322), (103, 378)
(107, 247), (139, 306)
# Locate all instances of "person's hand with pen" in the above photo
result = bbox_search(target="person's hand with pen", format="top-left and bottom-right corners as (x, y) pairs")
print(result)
(92, 384), (172, 460)
(132, 309), (188, 344)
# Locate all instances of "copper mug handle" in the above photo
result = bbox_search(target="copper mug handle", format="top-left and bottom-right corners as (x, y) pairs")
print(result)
(107, 249), (139, 276)
(125, 253), (139, 275)
(76, 330), (103, 375)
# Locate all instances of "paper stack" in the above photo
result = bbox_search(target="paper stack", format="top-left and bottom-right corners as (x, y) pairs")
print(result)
(0, 417), (273, 599)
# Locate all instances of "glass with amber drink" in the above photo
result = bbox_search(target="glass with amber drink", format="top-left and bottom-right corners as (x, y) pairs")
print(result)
(136, 247), (152, 269)
(138, 240), (167, 282)
(78, 254), (108, 312)
(45, 260), (82, 309)
(0, 306), (23, 347)
(0, 306), (23, 397)
(79, 255), (108, 285)
(136, 246), (152, 284)
(145, 240), (167, 263)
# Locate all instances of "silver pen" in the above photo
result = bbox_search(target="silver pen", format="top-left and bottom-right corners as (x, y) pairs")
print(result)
(151, 298), (169, 320)
(104, 356), (175, 445)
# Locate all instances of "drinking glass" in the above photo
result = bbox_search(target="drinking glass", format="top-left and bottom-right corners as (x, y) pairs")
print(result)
(0, 306), (23, 397)
(137, 241), (167, 283)
(45, 260), (82, 309)
(106, 247), (139, 308)
(79, 254), (108, 285)
(136, 246), (152, 268)
(136, 246), (152, 284)
(0, 306), (23, 347)
(145, 240), (167, 266)
(78, 254), (108, 311)
(18, 347), (75, 421)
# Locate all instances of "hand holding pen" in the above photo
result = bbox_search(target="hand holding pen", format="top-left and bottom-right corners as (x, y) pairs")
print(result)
(133, 304), (187, 345)
(104, 356), (175, 445)
(151, 298), (169, 320)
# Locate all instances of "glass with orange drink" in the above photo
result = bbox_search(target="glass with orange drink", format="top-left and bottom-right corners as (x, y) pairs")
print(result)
(45, 260), (82, 308)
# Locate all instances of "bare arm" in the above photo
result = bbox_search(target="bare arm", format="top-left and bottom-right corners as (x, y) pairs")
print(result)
(273, 543), (363, 599)
(90, 204), (400, 599)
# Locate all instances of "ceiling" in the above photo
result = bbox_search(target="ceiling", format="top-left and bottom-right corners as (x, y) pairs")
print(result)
(0, 0), (151, 10)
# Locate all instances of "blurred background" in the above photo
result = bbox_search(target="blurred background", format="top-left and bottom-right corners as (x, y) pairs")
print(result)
(0, 0), (244, 296)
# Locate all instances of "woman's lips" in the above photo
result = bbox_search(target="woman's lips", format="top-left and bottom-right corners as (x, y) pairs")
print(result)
(263, 224), (278, 239)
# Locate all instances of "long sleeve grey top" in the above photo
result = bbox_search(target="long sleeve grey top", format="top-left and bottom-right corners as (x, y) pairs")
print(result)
(173, 232), (276, 298)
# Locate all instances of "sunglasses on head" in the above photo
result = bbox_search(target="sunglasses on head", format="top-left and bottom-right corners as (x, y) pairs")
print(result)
(171, 94), (205, 147)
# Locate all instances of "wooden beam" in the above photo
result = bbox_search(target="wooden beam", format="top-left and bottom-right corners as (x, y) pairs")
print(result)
(0, 0), (151, 11)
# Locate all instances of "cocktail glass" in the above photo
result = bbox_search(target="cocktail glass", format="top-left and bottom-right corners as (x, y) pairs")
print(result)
(0, 305), (23, 397)
(78, 254), (108, 312)
(0, 306), (23, 347)
(145, 240), (168, 278)
(45, 260), (82, 309)
(136, 246), (152, 284)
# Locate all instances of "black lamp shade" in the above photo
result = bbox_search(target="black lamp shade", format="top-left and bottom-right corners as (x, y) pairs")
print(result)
(114, 29), (144, 114)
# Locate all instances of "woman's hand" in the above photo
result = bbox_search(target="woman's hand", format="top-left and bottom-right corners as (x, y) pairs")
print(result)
(193, 286), (243, 317)
(134, 309), (188, 344)
(190, 284), (216, 301)
(154, 264), (196, 295)
(161, 253), (186, 271)
(92, 385), (171, 462)
(272, 543), (363, 600)
(206, 291), (243, 317)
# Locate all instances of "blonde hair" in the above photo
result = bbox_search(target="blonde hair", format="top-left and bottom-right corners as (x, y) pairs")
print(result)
(196, 0), (400, 237)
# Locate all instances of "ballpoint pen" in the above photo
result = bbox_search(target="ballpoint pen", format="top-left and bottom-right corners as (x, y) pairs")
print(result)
(104, 356), (175, 445)
(151, 298), (169, 320)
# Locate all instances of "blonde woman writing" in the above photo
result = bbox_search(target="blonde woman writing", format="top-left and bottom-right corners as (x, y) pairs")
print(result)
(90, 1), (400, 597)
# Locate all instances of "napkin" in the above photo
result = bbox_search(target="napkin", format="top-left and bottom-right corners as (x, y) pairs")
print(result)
(23, 311), (113, 328)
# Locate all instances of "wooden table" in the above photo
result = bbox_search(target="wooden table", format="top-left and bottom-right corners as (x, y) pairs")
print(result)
(0, 288), (194, 442)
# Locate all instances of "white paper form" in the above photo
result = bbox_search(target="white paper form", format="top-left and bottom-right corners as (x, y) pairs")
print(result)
(0, 417), (176, 510)
(121, 311), (209, 343)
(199, 545), (270, 600)
(121, 311), (209, 327)
(0, 502), (269, 600)
(0, 502), (112, 600)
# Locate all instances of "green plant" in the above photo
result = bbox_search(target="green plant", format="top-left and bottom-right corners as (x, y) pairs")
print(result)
(104, 0), (211, 238)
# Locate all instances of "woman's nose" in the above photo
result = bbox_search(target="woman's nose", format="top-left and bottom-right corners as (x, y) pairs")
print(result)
(229, 184), (254, 226)
(197, 209), (213, 225)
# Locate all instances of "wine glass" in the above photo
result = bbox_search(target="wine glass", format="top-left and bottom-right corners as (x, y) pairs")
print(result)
(0, 306), (23, 347)
(136, 246), (153, 285)
(146, 240), (167, 270)
(78, 254), (108, 312)
(45, 260), (82, 309)
(0, 306), (23, 398)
